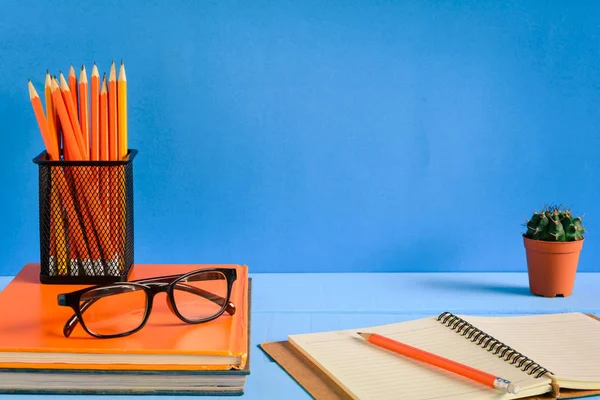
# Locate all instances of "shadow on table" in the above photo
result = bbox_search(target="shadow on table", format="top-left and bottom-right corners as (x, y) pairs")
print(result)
(421, 277), (532, 297)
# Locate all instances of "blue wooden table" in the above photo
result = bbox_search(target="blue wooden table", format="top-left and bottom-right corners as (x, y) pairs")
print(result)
(0, 272), (599, 399)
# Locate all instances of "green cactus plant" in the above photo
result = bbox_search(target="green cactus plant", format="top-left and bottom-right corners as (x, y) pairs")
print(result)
(524, 205), (585, 242)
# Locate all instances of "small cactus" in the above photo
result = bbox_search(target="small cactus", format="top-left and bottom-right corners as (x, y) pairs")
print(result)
(524, 205), (585, 242)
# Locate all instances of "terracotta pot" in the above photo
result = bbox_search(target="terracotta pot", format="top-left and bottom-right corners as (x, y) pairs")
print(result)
(523, 236), (584, 297)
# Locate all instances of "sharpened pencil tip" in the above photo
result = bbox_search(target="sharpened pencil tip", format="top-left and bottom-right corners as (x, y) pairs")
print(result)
(109, 63), (116, 80)
(28, 81), (38, 99)
(357, 332), (362, 335)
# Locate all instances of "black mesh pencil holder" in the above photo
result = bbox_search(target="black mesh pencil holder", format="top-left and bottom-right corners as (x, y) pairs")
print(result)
(32, 149), (138, 284)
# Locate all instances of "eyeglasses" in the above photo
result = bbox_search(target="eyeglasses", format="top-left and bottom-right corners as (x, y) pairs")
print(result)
(57, 268), (237, 338)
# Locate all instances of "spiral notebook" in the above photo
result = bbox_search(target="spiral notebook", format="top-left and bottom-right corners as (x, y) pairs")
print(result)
(268, 312), (600, 399)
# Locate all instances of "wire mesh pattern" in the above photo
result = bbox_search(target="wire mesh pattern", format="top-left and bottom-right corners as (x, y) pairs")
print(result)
(34, 150), (137, 284)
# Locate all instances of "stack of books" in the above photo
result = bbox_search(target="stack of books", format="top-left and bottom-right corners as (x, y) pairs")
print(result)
(0, 263), (251, 395)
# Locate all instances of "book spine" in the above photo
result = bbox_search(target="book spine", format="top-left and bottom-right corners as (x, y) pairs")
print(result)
(229, 270), (249, 370)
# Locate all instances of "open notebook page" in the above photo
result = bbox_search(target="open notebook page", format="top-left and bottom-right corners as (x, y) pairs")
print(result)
(288, 316), (552, 400)
(456, 312), (600, 390)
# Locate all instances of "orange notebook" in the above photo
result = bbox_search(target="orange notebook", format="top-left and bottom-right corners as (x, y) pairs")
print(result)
(0, 263), (249, 371)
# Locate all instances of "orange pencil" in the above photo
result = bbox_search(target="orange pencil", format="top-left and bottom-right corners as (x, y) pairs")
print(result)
(117, 60), (127, 160)
(116, 60), (128, 268)
(100, 77), (112, 261)
(79, 66), (89, 155)
(108, 61), (118, 161)
(358, 332), (520, 394)
(51, 78), (81, 160)
(90, 64), (100, 161)
(90, 64), (104, 274)
(53, 75), (65, 159)
(108, 62), (119, 267)
(44, 73), (59, 158)
(66, 71), (102, 271)
(48, 79), (93, 269)
(59, 73), (87, 160)
(41, 75), (68, 273)
(60, 74), (95, 267)
(28, 81), (59, 160)
(68, 65), (78, 112)
(52, 77), (94, 269)
(81, 66), (104, 272)
(100, 75), (109, 160)
(42, 74), (61, 270)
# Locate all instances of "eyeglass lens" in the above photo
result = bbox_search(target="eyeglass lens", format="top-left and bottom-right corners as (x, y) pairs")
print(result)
(172, 270), (228, 321)
(79, 284), (147, 336)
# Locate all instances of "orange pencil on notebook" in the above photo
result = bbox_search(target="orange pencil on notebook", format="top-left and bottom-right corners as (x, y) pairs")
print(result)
(358, 332), (521, 394)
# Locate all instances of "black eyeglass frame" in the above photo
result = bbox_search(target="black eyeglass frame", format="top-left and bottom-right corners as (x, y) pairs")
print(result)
(57, 267), (237, 339)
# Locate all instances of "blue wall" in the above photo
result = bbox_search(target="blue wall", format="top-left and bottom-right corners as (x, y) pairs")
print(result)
(1, 1), (599, 274)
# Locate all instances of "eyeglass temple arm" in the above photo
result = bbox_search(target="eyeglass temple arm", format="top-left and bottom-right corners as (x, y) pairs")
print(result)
(60, 280), (235, 338)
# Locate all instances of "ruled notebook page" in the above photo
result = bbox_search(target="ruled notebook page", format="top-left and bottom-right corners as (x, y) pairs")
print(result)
(288, 317), (551, 400)
(459, 312), (600, 389)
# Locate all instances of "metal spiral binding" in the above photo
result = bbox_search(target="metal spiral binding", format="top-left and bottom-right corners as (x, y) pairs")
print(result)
(436, 312), (552, 378)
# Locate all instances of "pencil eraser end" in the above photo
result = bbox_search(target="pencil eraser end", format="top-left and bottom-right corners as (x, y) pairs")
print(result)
(508, 383), (520, 394)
